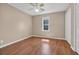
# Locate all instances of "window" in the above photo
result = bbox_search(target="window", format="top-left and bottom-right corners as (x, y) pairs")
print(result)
(42, 16), (50, 31)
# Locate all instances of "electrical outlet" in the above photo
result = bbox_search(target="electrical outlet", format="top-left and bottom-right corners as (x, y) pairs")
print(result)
(0, 40), (4, 45)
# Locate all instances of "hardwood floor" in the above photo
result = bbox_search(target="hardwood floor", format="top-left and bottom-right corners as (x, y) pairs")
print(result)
(0, 37), (78, 55)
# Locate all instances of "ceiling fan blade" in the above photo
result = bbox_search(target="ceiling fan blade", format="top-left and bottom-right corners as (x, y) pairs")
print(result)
(30, 3), (35, 6)
(30, 3), (38, 7)
(40, 3), (44, 7)
(28, 8), (34, 10)
(40, 8), (45, 11)
(30, 3), (44, 7)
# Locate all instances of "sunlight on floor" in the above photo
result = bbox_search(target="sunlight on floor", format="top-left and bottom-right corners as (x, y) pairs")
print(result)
(41, 39), (50, 42)
(41, 39), (51, 54)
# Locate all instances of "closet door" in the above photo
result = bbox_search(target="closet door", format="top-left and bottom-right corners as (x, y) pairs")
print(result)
(76, 3), (79, 53)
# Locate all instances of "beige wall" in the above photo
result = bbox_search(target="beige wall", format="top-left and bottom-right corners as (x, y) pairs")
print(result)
(65, 6), (71, 44)
(32, 12), (65, 38)
(0, 4), (32, 46)
(65, 4), (76, 49)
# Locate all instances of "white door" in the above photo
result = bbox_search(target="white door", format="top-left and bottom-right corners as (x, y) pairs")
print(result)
(76, 3), (79, 53)
(65, 8), (71, 44)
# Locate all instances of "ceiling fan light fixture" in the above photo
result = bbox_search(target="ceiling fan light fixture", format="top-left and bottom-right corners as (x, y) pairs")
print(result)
(30, 3), (45, 12)
(35, 8), (39, 12)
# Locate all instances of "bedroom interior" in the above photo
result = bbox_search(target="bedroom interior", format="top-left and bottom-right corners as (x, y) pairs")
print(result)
(0, 3), (79, 55)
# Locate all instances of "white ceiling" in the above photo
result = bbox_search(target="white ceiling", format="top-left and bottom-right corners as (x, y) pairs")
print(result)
(9, 3), (69, 16)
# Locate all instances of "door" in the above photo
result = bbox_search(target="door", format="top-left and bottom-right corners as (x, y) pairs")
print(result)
(76, 3), (79, 53)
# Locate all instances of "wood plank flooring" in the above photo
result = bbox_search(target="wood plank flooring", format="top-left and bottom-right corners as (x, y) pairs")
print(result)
(0, 37), (78, 55)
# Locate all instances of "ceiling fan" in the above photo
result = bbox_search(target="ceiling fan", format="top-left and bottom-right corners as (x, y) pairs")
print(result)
(29, 3), (45, 12)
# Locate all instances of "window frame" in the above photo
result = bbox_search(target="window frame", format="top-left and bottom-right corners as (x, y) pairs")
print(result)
(42, 16), (50, 32)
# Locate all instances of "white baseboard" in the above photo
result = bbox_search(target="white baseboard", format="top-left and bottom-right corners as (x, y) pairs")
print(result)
(32, 35), (65, 40)
(0, 35), (64, 48)
(70, 45), (79, 54)
(65, 39), (78, 53)
(0, 35), (32, 48)
(76, 49), (79, 54)
(71, 46), (76, 51)
(70, 46), (79, 54)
